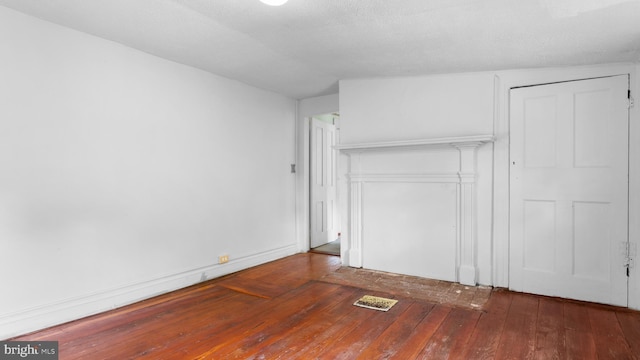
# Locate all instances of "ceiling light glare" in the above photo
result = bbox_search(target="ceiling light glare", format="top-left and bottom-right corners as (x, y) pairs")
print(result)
(260, 0), (288, 6)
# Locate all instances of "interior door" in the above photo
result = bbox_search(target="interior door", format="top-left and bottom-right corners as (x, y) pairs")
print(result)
(509, 75), (629, 306)
(310, 118), (337, 248)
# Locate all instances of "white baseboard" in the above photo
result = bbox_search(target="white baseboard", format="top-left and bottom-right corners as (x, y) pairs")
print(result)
(0, 244), (298, 340)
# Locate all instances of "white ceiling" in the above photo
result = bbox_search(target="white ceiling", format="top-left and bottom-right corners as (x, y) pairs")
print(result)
(1, 0), (639, 99)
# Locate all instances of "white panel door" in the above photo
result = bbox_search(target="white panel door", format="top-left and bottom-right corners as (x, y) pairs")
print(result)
(510, 75), (629, 306)
(310, 118), (337, 248)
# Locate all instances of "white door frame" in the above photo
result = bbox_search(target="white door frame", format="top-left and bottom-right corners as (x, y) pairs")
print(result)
(310, 118), (338, 248)
(296, 116), (312, 253)
(509, 76), (629, 306)
(492, 63), (639, 309)
(295, 105), (341, 257)
(295, 94), (339, 255)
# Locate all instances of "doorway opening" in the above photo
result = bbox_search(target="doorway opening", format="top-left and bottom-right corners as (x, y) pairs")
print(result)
(309, 113), (340, 256)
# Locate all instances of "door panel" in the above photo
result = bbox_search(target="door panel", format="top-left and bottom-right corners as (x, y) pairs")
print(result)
(523, 200), (556, 272)
(310, 118), (337, 248)
(510, 75), (629, 306)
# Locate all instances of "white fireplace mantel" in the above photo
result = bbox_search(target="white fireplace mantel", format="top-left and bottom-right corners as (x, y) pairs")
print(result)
(338, 134), (495, 286)
(335, 134), (495, 153)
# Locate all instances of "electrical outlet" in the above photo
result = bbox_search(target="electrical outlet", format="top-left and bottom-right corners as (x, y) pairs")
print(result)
(218, 255), (229, 264)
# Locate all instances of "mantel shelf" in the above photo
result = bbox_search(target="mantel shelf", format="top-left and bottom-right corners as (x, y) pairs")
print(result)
(335, 134), (495, 152)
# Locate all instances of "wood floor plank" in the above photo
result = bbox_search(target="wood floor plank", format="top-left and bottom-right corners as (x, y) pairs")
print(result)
(462, 289), (512, 360)
(534, 297), (565, 359)
(388, 304), (452, 360)
(416, 307), (481, 359)
(18, 285), (243, 359)
(564, 301), (592, 332)
(494, 293), (539, 359)
(589, 307), (635, 359)
(203, 284), (358, 359)
(249, 286), (369, 359)
(356, 301), (435, 360)
(180, 281), (345, 359)
(313, 295), (413, 359)
(617, 311), (640, 357)
(235, 253), (341, 283)
(70, 290), (261, 360)
(9, 253), (640, 359)
(172, 284), (334, 359)
(128, 291), (264, 359)
(216, 276), (289, 298)
(563, 302), (597, 360)
(564, 329), (597, 360)
(14, 281), (226, 342)
(276, 288), (379, 359)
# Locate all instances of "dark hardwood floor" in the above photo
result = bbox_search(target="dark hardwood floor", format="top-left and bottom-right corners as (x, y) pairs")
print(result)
(11, 253), (640, 359)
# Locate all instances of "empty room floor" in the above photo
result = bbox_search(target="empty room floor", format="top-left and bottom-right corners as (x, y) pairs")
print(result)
(10, 253), (640, 359)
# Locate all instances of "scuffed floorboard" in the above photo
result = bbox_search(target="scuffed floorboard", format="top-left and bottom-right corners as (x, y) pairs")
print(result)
(320, 266), (492, 310)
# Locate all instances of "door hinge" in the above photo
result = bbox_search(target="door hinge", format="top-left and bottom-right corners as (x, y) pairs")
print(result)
(628, 90), (635, 108)
(622, 242), (636, 276)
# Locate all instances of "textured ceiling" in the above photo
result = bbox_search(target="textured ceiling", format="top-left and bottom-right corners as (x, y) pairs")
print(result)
(1, 0), (639, 99)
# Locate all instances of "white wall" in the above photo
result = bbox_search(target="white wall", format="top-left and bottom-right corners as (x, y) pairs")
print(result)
(340, 73), (495, 285)
(299, 94), (339, 121)
(340, 73), (495, 143)
(339, 64), (640, 308)
(0, 6), (297, 338)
